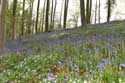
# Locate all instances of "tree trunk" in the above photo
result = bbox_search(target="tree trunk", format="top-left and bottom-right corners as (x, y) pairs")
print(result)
(27, 0), (34, 34)
(45, 0), (50, 32)
(98, 0), (101, 23)
(41, 0), (46, 32)
(12, 0), (17, 40)
(94, 0), (98, 24)
(107, 0), (111, 22)
(88, 0), (92, 23)
(63, 0), (69, 29)
(21, 0), (25, 36)
(80, 0), (86, 26)
(86, 0), (90, 23)
(50, 0), (54, 31)
(35, 0), (40, 33)
(59, 0), (64, 28)
(0, 0), (7, 51)
(86, 0), (92, 24)
(51, 0), (57, 30)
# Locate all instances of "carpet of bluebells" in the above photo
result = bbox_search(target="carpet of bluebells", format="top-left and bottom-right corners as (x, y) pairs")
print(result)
(0, 23), (125, 83)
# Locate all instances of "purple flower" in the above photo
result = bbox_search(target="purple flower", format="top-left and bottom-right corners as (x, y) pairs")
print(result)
(101, 58), (111, 65)
(97, 63), (105, 70)
(64, 75), (69, 82)
(120, 64), (125, 68)
(48, 72), (55, 81)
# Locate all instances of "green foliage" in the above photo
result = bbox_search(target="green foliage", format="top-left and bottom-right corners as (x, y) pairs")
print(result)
(0, 23), (125, 82)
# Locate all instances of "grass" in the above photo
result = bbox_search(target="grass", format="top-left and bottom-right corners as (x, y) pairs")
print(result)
(0, 23), (125, 83)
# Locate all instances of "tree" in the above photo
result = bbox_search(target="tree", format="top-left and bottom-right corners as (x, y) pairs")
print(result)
(0, 0), (8, 50)
(12, 0), (18, 40)
(107, 0), (116, 22)
(86, 0), (92, 24)
(94, 0), (98, 24)
(59, 0), (64, 28)
(50, 0), (57, 31)
(41, 0), (46, 32)
(98, 0), (101, 23)
(107, 0), (111, 22)
(51, 0), (57, 30)
(27, 0), (34, 34)
(63, 0), (69, 29)
(45, 0), (50, 32)
(35, 0), (40, 33)
(80, 0), (86, 26)
(21, 0), (25, 36)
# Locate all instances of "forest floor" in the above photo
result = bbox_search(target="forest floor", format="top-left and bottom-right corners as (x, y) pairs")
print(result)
(0, 20), (125, 83)
(1, 20), (124, 55)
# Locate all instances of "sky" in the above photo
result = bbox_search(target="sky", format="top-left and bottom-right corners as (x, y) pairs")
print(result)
(32, 0), (125, 24)
(7, 0), (125, 27)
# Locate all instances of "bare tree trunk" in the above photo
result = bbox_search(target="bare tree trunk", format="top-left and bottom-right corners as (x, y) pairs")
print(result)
(98, 0), (101, 23)
(27, 0), (34, 34)
(21, 0), (25, 36)
(86, 0), (92, 24)
(94, 0), (98, 24)
(0, 0), (7, 51)
(88, 0), (92, 23)
(41, 0), (46, 32)
(50, 0), (54, 31)
(80, 0), (86, 26)
(12, 0), (17, 40)
(35, 0), (40, 33)
(59, 0), (64, 28)
(86, 0), (90, 23)
(63, 0), (69, 29)
(51, 0), (57, 30)
(107, 0), (111, 22)
(45, 0), (50, 32)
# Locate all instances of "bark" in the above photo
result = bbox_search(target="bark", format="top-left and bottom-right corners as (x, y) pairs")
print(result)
(21, 0), (25, 36)
(12, 0), (17, 40)
(45, 0), (50, 32)
(94, 0), (98, 24)
(50, 0), (54, 31)
(107, 0), (111, 22)
(27, 0), (34, 34)
(0, 0), (7, 51)
(59, 0), (64, 28)
(98, 0), (101, 23)
(63, 0), (69, 29)
(80, 0), (86, 26)
(41, 0), (46, 32)
(35, 0), (40, 33)
(51, 0), (57, 30)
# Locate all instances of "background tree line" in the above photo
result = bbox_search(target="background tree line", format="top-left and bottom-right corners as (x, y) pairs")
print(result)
(0, 0), (120, 50)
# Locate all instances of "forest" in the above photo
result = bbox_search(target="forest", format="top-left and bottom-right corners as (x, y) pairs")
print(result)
(0, 0), (125, 83)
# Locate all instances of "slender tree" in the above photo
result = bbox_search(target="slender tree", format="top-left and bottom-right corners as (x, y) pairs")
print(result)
(59, 0), (64, 28)
(50, 0), (54, 30)
(12, 0), (17, 40)
(27, 0), (34, 34)
(0, 0), (8, 50)
(51, 0), (57, 30)
(86, 0), (92, 24)
(107, 0), (111, 22)
(41, 0), (46, 32)
(35, 0), (40, 33)
(21, 0), (25, 36)
(98, 0), (101, 23)
(45, 0), (50, 32)
(94, 0), (98, 24)
(50, 0), (57, 31)
(63, 0), (69, 29)
(89, 0), (92, 23)
(80, 0), (86, 26)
